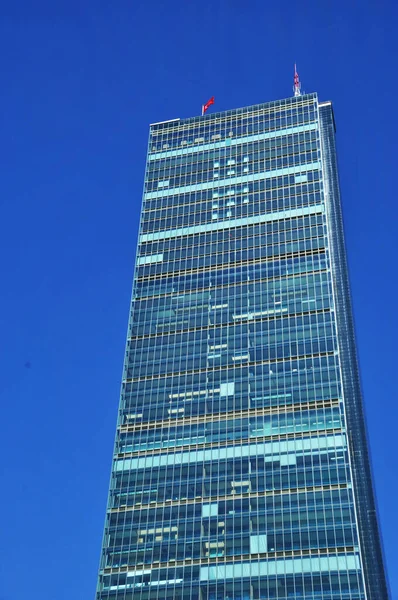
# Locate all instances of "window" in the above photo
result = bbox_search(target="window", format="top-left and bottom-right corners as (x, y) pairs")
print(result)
(295, 174), (308, 183)
(220, 382), (235, 396)
(202, 503), (218, 517)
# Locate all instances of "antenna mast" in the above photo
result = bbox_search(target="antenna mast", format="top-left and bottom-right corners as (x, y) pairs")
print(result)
(293, 64), (301, 97)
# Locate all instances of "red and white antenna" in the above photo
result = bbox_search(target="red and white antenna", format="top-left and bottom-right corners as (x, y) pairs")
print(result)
(293, 63), (301, 97)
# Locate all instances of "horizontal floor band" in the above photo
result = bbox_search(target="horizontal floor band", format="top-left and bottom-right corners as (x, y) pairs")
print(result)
(119, 399), (341, 433)
(200, 553), (359, 582)
(148, 122), (318, 162)
(116, 427), (344, 461)
(135, 247), (326, 285)
(127, 306), (330, 344)
(123, 349), (336, 385)
(109, 483), (349, 515)
(114, 433), (346, 473)
(140, 204), (324, 243)
(101, 546), (357, 577)
(143, 162), (320, 202)
(134, 253), (328, 300)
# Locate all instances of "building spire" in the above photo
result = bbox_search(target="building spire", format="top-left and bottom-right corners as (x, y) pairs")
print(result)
(293, 63), (301, 97)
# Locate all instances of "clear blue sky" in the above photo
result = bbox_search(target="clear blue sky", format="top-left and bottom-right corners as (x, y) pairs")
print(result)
(0, 1), (396, 598)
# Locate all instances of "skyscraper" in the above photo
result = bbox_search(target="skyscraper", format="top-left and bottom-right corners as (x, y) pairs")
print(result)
(96, 91), (389, 600)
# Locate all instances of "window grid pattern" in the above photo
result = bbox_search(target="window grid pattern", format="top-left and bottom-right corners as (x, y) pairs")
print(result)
(94, 93), (385, 600)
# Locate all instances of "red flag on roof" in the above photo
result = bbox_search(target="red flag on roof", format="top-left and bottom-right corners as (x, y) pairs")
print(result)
(202, 96), (215, 115)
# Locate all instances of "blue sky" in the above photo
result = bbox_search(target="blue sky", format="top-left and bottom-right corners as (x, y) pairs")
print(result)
(0, 0), (397, 598)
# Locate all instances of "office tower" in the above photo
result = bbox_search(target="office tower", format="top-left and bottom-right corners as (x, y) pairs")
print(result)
(96, 92), (389, 600)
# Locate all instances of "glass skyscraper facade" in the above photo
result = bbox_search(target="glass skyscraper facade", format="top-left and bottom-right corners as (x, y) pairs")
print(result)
(96, 93), (389, 600)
